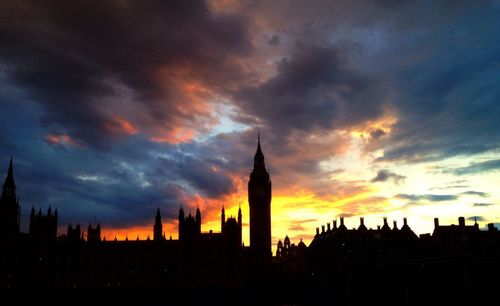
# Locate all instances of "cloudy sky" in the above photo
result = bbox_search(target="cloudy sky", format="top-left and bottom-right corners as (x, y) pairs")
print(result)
(1, 0), (499, 244)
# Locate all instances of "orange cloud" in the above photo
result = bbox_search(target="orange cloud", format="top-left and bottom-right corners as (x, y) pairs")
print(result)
(145, 63), (220, 145)
(150, 127), (196, 144)
(104, 117), (139, 135)
(45, 133), (82, 147)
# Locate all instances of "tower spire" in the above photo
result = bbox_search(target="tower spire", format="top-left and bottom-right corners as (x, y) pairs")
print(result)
(248, 131), (272, 265)
(154, 208), (163, 241)
(7, 155), (13, 181)
(2, 155), (16, 199)
(238, 204), (242, 227)
(5, 155), (15, 186)
(253, 133), (265, 170)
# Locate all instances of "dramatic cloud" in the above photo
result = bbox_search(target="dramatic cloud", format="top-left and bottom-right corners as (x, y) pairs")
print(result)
(1, 0), (500, 241)
(370, 169), (406, 184)
(237, 44), (387, 131)
(0, 0), (251, 148)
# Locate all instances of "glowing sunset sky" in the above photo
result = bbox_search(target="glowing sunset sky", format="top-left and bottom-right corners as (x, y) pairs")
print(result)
(1, 0), (499, 246)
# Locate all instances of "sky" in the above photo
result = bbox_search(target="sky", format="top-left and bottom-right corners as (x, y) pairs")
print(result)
(1, 0), (500, 246)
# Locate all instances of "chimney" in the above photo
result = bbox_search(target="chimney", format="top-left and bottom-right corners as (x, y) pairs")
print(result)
(488, 223), (496, 232)
(327, 223), (331, 231)
(360, 217), (364, 226)
(393, 220), (398, 230)
(321, 225), (325, 233)
(333, 220), (337, 229)
(340, 217), (345, 226)
(434, 218), (439, 228)
(383, 217), (388, 226)
(403, 217), (408, 226)
(316, 227), (319, 235)
(458, 217), (465, 227)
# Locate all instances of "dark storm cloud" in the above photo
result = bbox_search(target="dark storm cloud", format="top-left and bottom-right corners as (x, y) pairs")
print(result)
(0, 90), (238, 229)
(153, 154), (236, 198)
(14, 144), (237, 229)
(370, 2), (500, 163)
(0, 0), (251, 148)
(370, 169), (405, 184)
(236, 44), (387, 135)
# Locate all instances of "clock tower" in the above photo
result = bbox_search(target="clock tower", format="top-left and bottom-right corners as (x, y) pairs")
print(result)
(248, 134), (272, 263)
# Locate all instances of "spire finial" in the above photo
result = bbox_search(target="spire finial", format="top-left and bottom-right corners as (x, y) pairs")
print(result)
(253, 130), (265, 167)
(7, 155), (14, 181)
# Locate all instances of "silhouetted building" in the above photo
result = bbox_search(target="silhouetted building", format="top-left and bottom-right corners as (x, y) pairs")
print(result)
(0, 157), (20, 237)
(275, 235), (307, 275)
(178, 206), (201, 242)
(248, 134), (272, 263)
(309, 216), (419, 261)
(3, 146), (500, 304)
(221, 206), (243, 248)
(153, 208), (163, 241)
(432, 216), (480, 239)
(67, 223), (82, 242)
(29, 205), (57, 241)
(87, 223), (101, 242)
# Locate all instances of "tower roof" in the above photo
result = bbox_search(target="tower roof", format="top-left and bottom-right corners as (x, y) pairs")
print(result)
(4, 156), (15, 188)
(252, 133), (269, 176)
(254, 133), (265, 165)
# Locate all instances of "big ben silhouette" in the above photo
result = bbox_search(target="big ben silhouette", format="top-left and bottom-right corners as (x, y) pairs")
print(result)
(248, 134), (272, 263)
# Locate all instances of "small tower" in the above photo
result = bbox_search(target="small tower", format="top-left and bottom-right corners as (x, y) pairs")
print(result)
(178, 206), (185, 240)
(87, 223), (101, 243)
(0, 157), (20, 236)
(276, 240), (283, 258)
(29, 206), (58, 241)
(238, 205), (242, 227)
(67, 223), (81, 242)
(283, 235), (291, 257)
(154, 208), (163, 241)
(358, 217), (367, 231)
(221, 205), (226, 232)
(195, 206), (201, 234)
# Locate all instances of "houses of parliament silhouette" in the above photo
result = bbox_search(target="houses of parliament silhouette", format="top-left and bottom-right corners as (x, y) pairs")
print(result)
(1, 137), (500, 304)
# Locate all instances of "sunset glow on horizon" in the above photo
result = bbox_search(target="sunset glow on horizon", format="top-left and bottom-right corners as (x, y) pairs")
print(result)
(1, 1), (500, 249)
